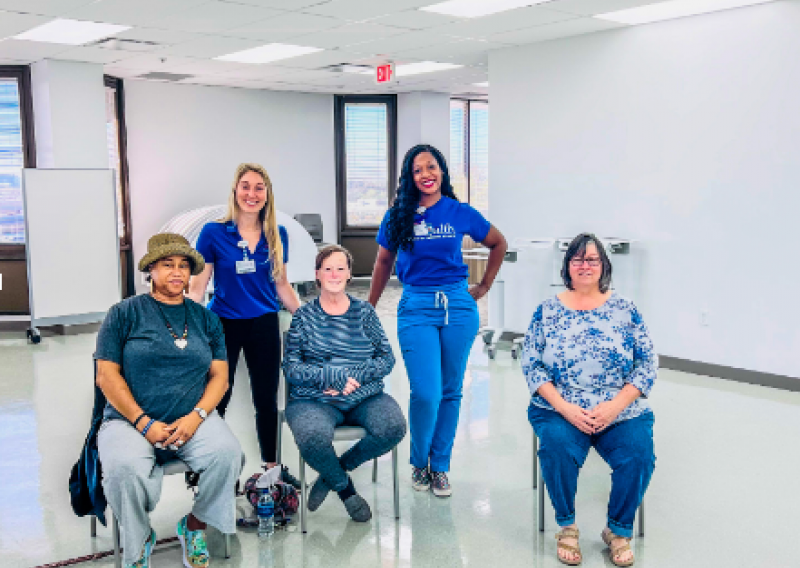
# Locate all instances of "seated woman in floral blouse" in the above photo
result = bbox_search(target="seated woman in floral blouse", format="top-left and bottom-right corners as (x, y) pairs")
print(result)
(522, 233), (657, 568)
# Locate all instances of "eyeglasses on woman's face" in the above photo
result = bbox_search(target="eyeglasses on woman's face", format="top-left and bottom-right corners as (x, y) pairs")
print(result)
(569, 257), (601, 267)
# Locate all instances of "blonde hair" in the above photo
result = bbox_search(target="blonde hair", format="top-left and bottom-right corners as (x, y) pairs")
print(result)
(220, 163), (285, 281)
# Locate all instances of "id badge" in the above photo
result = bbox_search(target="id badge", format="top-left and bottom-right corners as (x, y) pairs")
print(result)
(236, 259), (256, 274)
(414, 221), (429, 236)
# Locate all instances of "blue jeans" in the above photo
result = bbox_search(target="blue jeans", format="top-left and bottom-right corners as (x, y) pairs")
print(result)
(398, 280), (479, 472)
(528, 404), (656, 538)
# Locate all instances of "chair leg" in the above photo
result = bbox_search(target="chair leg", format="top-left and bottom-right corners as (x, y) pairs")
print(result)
(532, 432), (538, 489)
(637, 498), (645, 537)
(372, 458), (378, 483)
(90, 515), (97, 537)
(537, 468), (545, 533)
(276, 413), (283, 465)
(112, 513), (122, 568)
(300, 455), (307, 534)
(392, 447), (400, 520)
(225, 533), (231, 558)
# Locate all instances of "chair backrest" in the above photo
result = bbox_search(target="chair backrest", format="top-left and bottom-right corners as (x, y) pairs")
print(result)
(293, 214), (323, 244)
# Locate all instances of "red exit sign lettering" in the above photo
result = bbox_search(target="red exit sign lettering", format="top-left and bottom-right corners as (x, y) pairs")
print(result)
(376, 63), (394, 84)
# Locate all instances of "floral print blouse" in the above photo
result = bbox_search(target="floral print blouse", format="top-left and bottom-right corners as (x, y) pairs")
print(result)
(522, 294), (657, 423)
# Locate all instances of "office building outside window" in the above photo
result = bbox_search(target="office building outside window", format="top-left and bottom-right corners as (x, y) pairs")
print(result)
(0, 77), (26, 244)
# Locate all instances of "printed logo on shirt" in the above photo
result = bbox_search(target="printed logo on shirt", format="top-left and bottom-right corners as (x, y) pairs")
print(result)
(414, 223), (456, 241)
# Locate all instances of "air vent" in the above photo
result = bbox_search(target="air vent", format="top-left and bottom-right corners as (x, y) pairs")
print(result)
(320, 63), (372, 74)
(92, 37), (162, 52)
(137, 72), (194, 82)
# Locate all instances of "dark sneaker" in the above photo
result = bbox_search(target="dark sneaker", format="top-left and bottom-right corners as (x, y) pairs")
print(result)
(176, 515), (209, 568)
(411, 466), (430, 491)
(430, 470), (452, 497)
(308, 476), (331, 512)
(127, 528), (156, 568)
(343, 494), (372, 522)
(280, 465), (301, 490)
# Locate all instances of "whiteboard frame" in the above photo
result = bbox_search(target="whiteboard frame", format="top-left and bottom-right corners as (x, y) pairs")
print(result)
(22, 168), (121, 329)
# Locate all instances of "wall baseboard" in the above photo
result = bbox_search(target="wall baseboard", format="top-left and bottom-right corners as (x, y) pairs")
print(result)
(659, 355), (800, 392)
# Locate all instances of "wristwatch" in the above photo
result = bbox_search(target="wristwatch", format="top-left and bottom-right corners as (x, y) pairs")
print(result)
(194, 407), (208, 420)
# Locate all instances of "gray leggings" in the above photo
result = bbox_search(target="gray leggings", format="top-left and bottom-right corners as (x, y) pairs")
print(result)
(286, 393), (407, 492)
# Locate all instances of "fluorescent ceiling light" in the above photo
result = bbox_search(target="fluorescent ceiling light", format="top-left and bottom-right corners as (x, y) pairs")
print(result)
(14, 19), (130, 45)
(396, 61), (462, 76)
(596, 0), (775, 25)
(215, 43), (322, 64)
(420, 0), (548, 19)
(473, 81), (489, 87)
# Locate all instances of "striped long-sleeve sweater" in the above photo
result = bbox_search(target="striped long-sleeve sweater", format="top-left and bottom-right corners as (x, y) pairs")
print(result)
(282, 296), (395, 410)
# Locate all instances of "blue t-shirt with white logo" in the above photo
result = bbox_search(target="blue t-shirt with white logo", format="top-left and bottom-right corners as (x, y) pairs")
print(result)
(196, 221), (289, 319)
(376, 197), (491, 286)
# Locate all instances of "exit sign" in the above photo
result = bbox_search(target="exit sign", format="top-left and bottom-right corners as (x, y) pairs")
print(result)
(376, 63), (394, 84)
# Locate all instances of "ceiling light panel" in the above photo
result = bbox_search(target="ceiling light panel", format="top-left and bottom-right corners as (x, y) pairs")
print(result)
(420, 0), (550, 19)
(596, 0), (776, 25)
(395, 61), (462, 76)
(473, 81), (489, 87)
(14, 19), (130, 45)
(215, 43), (323, 64)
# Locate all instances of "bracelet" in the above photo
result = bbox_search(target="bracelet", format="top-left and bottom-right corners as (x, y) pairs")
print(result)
(133, 413), (147, 430)
(141, 419), (156, 437)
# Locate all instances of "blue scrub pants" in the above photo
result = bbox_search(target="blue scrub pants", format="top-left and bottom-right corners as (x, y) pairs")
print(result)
(398, 280), (479, 472)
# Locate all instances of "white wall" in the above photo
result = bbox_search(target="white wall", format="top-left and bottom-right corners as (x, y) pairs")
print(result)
(31, 59), (107, 169)
(489, 1), (800, 378)
(124, 81), (336, 292)
(397, 91), (451, 172)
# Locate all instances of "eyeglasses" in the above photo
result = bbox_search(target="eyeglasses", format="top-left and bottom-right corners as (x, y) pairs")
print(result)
(570, 257), (601, 267)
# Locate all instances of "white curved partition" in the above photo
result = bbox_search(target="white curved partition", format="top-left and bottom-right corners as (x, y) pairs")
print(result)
(159, 206), (317, 284)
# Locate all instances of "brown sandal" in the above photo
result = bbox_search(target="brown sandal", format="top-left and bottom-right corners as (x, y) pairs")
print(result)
(601, 528), (635, 567)
(555, 527), (582, 566)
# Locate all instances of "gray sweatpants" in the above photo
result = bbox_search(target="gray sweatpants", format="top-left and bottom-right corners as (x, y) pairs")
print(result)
(97, 412), (243, 566)
(285, 393), (407, 492)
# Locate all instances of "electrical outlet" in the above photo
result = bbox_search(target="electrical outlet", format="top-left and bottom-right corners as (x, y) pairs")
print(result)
(700, 310), (710, 327)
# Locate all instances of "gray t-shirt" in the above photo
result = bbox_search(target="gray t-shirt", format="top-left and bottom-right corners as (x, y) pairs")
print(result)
(95, 294), (227, 424)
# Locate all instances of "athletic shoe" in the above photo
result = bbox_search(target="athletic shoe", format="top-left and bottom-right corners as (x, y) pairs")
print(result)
(127, 528), (156, 568)
(430, 470), (452, 498)
(343, 494), (372, 522)
(411, 466), (430, 491)
(307, 476), (331, 511)
(176, 516), (209, 568)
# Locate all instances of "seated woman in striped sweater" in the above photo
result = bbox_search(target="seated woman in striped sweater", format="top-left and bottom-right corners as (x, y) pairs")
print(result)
(282, 245), (407, 522)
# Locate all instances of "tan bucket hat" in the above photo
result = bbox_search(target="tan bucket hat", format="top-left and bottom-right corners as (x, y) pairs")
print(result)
(137, 233), (205, 276)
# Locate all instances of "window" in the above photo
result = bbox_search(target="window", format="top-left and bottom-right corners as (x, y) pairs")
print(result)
(0, 67), (34, 246)
(450, 99), (489, 215)
(335, 96), (397, 232)
(104, 76), (131, 246)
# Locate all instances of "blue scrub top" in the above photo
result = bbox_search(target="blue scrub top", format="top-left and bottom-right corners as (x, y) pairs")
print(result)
(376, 197), (491, 287)
(196, 221), (289, 319)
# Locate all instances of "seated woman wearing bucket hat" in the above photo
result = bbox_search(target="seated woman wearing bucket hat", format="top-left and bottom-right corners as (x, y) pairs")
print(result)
(282, 245), (406, 522)
(95, 233), (243, 568)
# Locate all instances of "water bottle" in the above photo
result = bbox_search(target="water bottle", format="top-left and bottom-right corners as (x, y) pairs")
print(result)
(257, 488), (275, 537)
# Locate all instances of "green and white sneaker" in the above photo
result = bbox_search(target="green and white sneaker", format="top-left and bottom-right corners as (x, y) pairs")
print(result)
(127, 528), (156, 568)
(176, 516), (210, 568)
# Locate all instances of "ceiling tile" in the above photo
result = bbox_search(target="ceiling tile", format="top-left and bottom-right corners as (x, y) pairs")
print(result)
(272, 48), (374, 69)
(304, 0), (435, 22)
(216, 0), (333, 8)
(114, 27), (203, 46)
(0, 11), (51, 39)
(101, 52), (197, 71)
(53, 44), (140, 63)
(166, 57), (249, 75)
(211, 63), (301, 80)
(0, 0), (95, 17)
(434, 6), (576, 38)
(347, 29), (455, 57)
(222, 12), (344, 42)
(156, 35), (264, 58)
(103, 64), (147, 77)
(292, 22), (408, 49)
(0, 38), (71, 60)
(543, 0), (665, 17)
(368, 9), (459, 30)
(491, 17), (624, 45)
(179, 74), (258, 87)
(143, 0), (286, 33)
(64, 0), (209, 26)
(398, 38), (509, 60)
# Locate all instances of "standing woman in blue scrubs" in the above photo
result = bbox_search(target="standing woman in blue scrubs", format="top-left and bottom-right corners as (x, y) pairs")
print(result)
(369, 145), (507, 497)
(190, 163), (300, 479)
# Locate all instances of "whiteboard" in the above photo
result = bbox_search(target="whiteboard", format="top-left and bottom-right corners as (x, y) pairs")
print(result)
(22, 169), (120, 326)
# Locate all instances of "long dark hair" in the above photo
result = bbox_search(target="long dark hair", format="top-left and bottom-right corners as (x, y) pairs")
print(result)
(385, 144), (458, 252)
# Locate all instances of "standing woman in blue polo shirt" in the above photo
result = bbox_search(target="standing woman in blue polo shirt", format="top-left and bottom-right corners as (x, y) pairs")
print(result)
(369, 144), (507, 496)
(190, 163), (300, 481)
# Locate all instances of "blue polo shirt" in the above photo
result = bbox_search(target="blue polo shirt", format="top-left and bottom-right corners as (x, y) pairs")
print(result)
(196, 221), (289, 319)
(376, 197), (491, 286)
